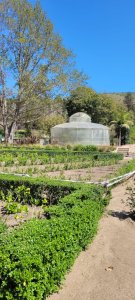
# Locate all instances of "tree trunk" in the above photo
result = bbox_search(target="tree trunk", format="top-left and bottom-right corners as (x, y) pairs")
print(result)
(4, 122), (16, 144)
(118, 127), (121, 146)
(4, 124), (9, 145)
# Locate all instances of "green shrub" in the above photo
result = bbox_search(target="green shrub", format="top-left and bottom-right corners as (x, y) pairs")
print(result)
(72, 144), (98, 152)
(0, 182), (110, 300)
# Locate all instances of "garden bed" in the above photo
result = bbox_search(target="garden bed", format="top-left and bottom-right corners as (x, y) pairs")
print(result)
(0, 147), (132, 300)
(0, 175), (110, 300)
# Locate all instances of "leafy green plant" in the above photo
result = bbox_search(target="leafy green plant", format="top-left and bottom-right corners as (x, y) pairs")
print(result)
(4, 202), (28, 214)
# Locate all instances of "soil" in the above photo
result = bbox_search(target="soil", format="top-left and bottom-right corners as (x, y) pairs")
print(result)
(0, 201), (43, 227)
(47, 164), (122, 182)
(0, 157), (130, 181)
(47, 177), (135, 300)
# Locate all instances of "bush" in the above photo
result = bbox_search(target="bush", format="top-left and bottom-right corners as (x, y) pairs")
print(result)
(72, 144), (97, 152)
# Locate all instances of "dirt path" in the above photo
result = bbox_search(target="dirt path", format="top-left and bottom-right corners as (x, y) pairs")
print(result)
(48, 177), (135, 300)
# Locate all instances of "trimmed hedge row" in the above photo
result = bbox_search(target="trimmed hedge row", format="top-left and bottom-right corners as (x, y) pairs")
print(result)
(0, 183), (110, 300)
(0, 148), (123, 158)
(0, 144), (113, 152)
(0, 174), (84, 206)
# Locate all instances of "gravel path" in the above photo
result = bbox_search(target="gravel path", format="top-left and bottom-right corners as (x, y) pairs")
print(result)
(48, 177), (135, 300)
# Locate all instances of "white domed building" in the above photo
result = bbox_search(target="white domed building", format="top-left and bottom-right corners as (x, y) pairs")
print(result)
(51, 112), (110, 145)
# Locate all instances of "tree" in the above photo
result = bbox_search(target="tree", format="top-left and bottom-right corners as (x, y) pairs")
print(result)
(110, 111), (134, 145)
(0, 0), (87, 143)
(124, 92), (135, 112)
(65, 86), (125, 125)
(35, 96), (66, 135)
(38, 114), (66, 136)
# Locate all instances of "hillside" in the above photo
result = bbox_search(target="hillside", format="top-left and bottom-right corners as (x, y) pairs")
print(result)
(101, 92), (135, 103)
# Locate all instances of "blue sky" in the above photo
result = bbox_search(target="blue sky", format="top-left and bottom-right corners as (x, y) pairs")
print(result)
(30, 0), (135, 93)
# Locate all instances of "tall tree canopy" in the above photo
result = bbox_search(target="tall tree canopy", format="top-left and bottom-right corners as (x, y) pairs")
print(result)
(0, 0), (87, 142)
(65, 86), (126, 125)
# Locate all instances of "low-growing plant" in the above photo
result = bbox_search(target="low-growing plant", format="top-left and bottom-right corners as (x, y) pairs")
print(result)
(4, 202), (28, 214)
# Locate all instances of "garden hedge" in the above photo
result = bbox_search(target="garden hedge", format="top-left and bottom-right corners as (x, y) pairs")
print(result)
(0, 148), (123, 159)
(0, 174), (83, 205)
(0, 175), (110, 300)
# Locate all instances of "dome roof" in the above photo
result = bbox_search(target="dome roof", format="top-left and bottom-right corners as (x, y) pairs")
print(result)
(53, 112), (108, 130)
(53, 122), (108, 129)
(69, 112), (91, 123)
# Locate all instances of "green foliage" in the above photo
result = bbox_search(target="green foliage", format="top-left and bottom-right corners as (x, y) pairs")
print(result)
(0, 187), (29, 214)
(0, 185), (36, 206)
(0, 183), (109, 300)
(110, 110), (133, 145)
(121, 124), (130, 145)
(72, 144), (97, 151)
(15, 130), (27, 138)
(0, 148), (123, 168)
(4, 202), (28, 215)
(0, 219), (7, 235)
(129, 125), (135, 144)
(65, 87), (125, 125)
(114, 159), (135, 177)
(126, 185), (135, 213)
(0, 174), (82, 207)
(0, 0), (87, 143)
(123, 92), (135, 112)
(38, 114), (66, 135)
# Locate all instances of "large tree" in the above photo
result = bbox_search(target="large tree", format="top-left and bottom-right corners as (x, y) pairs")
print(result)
(110, 110), (134, 145)
(65, 86), (125, 125)
(0, 0), (87, 143)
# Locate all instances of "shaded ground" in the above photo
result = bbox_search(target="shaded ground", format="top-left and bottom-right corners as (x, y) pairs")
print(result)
(48, 177), (135, 300)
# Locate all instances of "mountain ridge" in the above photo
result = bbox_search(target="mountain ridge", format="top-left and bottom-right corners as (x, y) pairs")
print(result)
(99, 92), (135, 103)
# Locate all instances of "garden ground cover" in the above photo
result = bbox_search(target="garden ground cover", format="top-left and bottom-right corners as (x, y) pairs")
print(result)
(0, 175), (110, 300)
